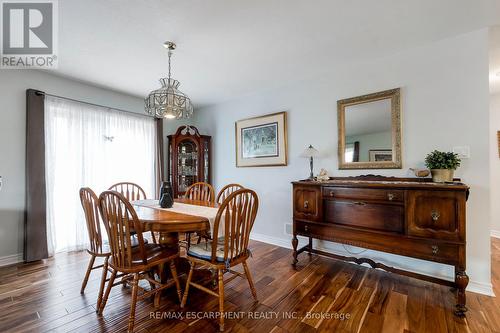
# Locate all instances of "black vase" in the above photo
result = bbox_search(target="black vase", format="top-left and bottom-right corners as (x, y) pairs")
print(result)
(159, 192), (173, 208)
(159, 181), (174, 208)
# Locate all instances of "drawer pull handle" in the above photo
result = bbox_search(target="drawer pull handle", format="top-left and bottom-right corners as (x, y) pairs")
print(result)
(431, 245), (439, 255)
(329, 191), (334, 197)
(304, 225), (309, 232)
(431, 211), (440, 222)
(353, 201), (366, 206)
(304, 201), (309, 209)
(387, 193), (395, 201)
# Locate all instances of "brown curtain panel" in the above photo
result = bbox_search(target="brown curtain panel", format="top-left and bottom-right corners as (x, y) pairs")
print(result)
(155, 118), (165, 197)
(353, 141), (360, 162)
(25, 89), (49, 262)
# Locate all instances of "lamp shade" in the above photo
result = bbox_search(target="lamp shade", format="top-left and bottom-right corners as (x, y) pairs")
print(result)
(300, 145), (319, 158)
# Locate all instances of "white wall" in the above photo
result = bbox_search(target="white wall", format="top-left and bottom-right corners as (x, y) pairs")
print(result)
(196, 29), (492, 294)
(0, 70), (144, 261)
(490, 93), (500, 237)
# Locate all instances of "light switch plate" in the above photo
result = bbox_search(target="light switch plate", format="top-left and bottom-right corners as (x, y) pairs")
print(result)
(453, 146), (470, 159)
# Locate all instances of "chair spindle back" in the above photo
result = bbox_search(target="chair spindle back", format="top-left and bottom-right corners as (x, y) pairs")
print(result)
(98, 191), (147, 269)
(216, 183), (244, 204)
(79, 187), (105, 254)
(108, 182), (147, 201)
(185, 182), (215, 203)
(212, 189), (258, 263)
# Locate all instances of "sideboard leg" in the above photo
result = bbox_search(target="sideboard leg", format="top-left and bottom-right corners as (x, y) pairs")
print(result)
(454, 269), (469, 317)
(308, 237), (313, 255)
(292, 235), (298, 266)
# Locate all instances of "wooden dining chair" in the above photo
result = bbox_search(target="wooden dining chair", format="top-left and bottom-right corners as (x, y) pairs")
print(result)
(216, 183), (244, 204)
(108, 182), (157, 243)
(184, 182), (215, 246)
(180, 189), (259, 331)
(108, 182), (147, 201)
(98, 190), (182, 333)
(185, 182), (215, 203)
(79, 188), (111, 312)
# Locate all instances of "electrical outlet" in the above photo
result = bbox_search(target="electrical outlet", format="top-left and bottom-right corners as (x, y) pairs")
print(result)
(285, 223), (292, 235)
(453, 146), (470, 159)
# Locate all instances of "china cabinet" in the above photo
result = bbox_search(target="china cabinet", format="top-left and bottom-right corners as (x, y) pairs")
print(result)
(167, 126), (211, 198)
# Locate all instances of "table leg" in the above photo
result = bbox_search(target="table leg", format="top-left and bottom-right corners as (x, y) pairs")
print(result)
(158, 231), (180, 250)
(157, 232), (185, 282)
(157, 231), (211, 285)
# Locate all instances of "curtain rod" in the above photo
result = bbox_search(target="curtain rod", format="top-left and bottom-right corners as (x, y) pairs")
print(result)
(34, 90), (155, 119)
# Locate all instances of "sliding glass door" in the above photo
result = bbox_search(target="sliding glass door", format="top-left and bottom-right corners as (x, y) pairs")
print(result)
(44, 96), (157, 254)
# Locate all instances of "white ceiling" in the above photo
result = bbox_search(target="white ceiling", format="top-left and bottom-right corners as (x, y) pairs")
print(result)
(53, 0), (500, 107)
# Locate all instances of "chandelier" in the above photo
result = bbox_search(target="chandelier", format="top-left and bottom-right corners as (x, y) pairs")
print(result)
(145, 41), (193, 119)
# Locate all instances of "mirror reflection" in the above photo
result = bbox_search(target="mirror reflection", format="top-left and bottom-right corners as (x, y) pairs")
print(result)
(344, 98), (392, 163)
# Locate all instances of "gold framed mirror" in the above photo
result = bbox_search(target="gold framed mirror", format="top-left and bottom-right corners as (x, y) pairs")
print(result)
(337, 88), (402, 169)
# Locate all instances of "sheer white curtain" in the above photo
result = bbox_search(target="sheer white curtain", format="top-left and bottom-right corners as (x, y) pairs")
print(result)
(45, 96), (156, 255)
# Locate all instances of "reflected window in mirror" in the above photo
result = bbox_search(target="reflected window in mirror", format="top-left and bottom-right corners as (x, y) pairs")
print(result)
(344, 141), (359, 163)
(338, 88), (402, 169)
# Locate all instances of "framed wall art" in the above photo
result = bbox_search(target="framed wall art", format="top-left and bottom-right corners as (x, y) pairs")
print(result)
(498, 131), (500, 158)
(235, 111), (287, 167)
(369, 149), (393, 162)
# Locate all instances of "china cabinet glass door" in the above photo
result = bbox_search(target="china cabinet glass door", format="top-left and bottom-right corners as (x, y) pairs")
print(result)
(177, 139), (198, 193)
(203, 140), (209, 183)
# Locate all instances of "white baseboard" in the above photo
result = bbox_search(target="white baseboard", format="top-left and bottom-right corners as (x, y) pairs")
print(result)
(250, 232), (293, 249)
(250, 232), (495, 297)
(0, 253), (23, 267)
(491, 230), (500, 239)
(468, 280), (496, 296)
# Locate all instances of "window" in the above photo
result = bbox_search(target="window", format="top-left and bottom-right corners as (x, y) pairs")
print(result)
(44, 96), (157, 254)
(345, 143), (355, 163)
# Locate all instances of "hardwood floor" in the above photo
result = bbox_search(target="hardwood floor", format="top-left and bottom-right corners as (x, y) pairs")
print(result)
(1, 239), (500, 333)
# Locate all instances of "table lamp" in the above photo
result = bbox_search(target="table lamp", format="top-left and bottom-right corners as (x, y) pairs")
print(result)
(300, 145), (319, 180)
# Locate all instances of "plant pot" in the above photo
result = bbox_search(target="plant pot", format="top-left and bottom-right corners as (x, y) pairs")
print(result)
(430, 169), (454, 183)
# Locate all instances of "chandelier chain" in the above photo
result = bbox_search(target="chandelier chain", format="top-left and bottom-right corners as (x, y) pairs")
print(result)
(168, 49), (172, 79)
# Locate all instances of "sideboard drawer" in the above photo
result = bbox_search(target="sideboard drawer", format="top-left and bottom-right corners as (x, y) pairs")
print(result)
(323, 187), (404, 203)
(293, 185), (322, 221)
(409, 240), (459, 265)
(324, 200), (404, 233)
(407, 190), (465, 241)
(295, 220), (330, 238)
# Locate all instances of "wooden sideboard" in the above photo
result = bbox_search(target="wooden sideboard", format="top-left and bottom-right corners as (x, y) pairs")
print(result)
(291, 176), (469, 316)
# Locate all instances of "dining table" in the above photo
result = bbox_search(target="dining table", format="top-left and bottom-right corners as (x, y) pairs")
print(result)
(131, 198), (219, 282)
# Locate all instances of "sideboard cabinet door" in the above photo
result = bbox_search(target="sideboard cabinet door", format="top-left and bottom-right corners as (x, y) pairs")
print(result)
(293, 185), (322, 221)
(407, 190), (465, 241)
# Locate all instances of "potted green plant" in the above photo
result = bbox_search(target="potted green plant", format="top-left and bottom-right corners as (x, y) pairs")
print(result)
(424, 150), (461, 183)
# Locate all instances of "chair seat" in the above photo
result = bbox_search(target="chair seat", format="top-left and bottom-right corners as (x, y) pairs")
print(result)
(131, 235), (148, 246)
(109, 243), (178, 269)
(187, 237), (226, 262)
(90, 236), (147, 256)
